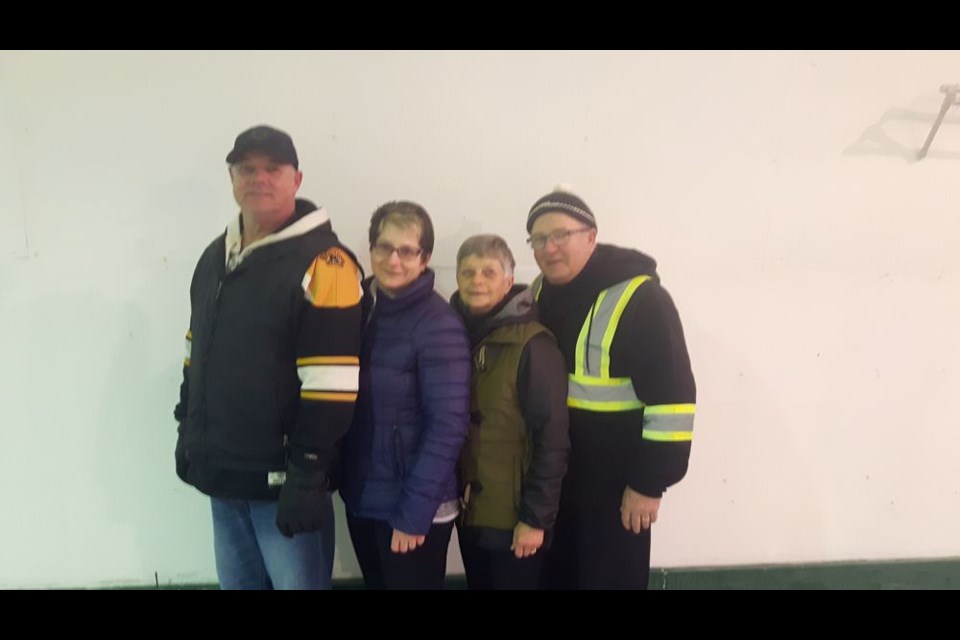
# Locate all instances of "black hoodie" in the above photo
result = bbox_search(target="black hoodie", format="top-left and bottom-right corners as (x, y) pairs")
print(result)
(536, 244), (695, 502)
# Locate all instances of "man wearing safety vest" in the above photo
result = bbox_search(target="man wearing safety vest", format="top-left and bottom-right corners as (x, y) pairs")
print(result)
(526, 187), (696, 590)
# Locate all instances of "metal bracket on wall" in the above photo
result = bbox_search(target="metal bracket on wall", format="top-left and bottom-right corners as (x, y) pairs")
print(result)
(917, 84), (960, 160)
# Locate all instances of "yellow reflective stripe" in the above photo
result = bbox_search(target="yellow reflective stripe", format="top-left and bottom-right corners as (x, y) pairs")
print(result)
(645, 403), (695, 415)
(644, 404), (695, 440)
(568, 397), (644, 411)
(183, 358), (191, 367)
(584, 289), (609, 376)
(186, 330), (192, 340)
(296, 356), (360, 366)
(642, 430), (693, 442)
(600, 276), (650, 377)
(301, 391), (358, 402)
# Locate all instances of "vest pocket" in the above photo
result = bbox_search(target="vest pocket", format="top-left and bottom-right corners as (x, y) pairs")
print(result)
(470, 443), (522, 530)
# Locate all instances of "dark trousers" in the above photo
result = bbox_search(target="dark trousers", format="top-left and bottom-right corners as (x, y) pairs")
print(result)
(458, 530), (544, 590)
(540, 503), (651, 590)
(346, 513), (454, 590)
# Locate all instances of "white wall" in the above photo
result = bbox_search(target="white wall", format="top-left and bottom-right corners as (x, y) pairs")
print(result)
(1, 50), (958, 587)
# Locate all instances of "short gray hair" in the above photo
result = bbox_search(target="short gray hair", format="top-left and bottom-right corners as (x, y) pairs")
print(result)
(456, 234), (515, 277)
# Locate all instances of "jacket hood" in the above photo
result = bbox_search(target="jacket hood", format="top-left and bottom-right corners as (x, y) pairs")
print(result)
(582, 244), (659, 288)
(538, 243), (659, 300)
(451, 284), (538, 346)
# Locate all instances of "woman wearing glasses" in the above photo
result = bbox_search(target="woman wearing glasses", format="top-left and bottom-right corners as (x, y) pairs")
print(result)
(452, 234), (570, 590)
(340, 201), (470, 589)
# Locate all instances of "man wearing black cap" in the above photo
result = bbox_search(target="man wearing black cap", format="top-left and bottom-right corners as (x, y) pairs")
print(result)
(526, 187), (696, 590)
(174, 125), (363, 589)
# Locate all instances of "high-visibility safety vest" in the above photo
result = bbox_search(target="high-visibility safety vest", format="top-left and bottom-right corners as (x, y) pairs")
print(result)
(533, 275), (694, 443)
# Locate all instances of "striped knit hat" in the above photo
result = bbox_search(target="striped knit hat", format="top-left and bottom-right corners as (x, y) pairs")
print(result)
(526, 186), (596, 232)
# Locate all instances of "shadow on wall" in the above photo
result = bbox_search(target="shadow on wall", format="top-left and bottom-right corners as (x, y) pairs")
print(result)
(844, 107), (960, 162)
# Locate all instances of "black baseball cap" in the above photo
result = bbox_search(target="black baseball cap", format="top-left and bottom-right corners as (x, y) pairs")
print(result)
(225, 125), (299, 168)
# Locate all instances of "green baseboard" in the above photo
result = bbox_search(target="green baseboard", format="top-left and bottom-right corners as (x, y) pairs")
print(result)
(138, 557), (960, 589)
(651, 558), (960, 590)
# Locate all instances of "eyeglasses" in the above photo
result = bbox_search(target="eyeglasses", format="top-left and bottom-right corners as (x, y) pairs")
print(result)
(371, 242), (423, 262)
(526, 227), (592, 251)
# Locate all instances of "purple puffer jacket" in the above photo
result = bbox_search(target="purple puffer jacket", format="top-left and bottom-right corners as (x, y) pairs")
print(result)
(340, 270), (470, 535)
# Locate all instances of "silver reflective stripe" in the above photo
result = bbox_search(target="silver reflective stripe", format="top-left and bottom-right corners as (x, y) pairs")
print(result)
(643, 411), (695, 433)
(568, 377), (641, 406)
(583, 289), (608, 377)
(579, 277), (649, 377)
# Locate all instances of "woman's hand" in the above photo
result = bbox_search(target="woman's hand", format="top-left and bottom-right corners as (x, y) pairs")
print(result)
(391, 529), (427, 554)
(511, 522), (544, 559)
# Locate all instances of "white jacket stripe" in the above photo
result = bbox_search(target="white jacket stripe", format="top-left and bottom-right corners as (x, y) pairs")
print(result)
(298, 364), (360, 392)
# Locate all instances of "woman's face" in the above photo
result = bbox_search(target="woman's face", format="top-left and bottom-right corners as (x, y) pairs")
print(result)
(371, 221), (428, 296)
(456, 254), (514, 315)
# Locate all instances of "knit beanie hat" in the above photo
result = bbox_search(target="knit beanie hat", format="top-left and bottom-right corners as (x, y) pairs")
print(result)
(526, 186), (596, 232)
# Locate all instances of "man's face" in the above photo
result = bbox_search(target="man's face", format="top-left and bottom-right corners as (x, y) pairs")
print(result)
(530, 212), (597, 285)
(229, 151), (302, 222)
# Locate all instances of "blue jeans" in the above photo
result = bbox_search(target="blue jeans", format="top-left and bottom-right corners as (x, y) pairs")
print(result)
(211, 495), (335, 590)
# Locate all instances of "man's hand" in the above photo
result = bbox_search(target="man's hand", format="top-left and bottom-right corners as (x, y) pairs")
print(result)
(391, 529), (426, 554)
(511, 522), (545, 559)
(620, 486), (661, 534)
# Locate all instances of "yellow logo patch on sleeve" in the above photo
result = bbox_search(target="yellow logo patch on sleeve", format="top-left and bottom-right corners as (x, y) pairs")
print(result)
(303, 248), (362, 308)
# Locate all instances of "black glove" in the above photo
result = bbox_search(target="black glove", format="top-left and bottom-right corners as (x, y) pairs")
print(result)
(174, 424), (189, 481)
(276, 461), (329, 538)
